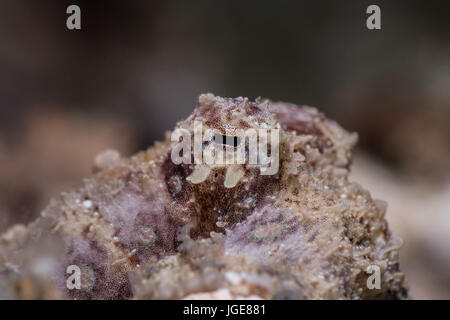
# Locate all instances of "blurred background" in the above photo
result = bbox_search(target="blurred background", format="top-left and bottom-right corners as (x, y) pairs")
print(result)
(0, 0), (449, 299)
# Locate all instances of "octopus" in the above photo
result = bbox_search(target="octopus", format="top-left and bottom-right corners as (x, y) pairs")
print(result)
(0, 93), (407, 299)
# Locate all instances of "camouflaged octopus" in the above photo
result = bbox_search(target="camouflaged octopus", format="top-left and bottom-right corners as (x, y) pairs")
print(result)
(0, 94), (407, 299)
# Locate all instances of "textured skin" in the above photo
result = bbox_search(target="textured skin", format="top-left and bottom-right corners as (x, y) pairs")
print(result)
(0, 94), (407, 299)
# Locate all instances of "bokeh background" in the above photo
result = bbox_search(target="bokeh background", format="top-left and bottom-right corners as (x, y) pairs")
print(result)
(0, 0), (449, 299)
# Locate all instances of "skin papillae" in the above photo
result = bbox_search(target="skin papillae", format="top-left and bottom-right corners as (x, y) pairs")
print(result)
(0, 94), (407, 299)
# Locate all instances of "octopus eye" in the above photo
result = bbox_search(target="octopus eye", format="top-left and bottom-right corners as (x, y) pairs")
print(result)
(214, 134), (240, 147)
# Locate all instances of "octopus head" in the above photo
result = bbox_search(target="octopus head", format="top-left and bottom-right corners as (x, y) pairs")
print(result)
(163, 94), (283, 238)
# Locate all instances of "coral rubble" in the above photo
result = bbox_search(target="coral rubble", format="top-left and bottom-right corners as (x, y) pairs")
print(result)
(0, 94), (407, 299)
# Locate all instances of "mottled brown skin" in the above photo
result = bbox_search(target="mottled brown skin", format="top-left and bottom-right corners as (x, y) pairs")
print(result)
(162, 94), (284, 239)
(0, 94), (407, 299)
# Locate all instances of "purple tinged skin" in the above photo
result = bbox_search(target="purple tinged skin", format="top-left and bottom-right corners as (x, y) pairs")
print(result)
(0, 94), (407, 300)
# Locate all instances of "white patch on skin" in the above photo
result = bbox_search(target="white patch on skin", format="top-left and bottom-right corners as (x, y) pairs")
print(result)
(83, 200), (92, 208)
(187, 164), (211, 184)
(225, 271), (242, 285)
(224, 165), (245, 188)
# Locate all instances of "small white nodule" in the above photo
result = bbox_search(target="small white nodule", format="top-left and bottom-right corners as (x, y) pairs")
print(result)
(187, 164), (211, 184)
(83, 200), (92, 209)
(224, 165), (245, 188)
